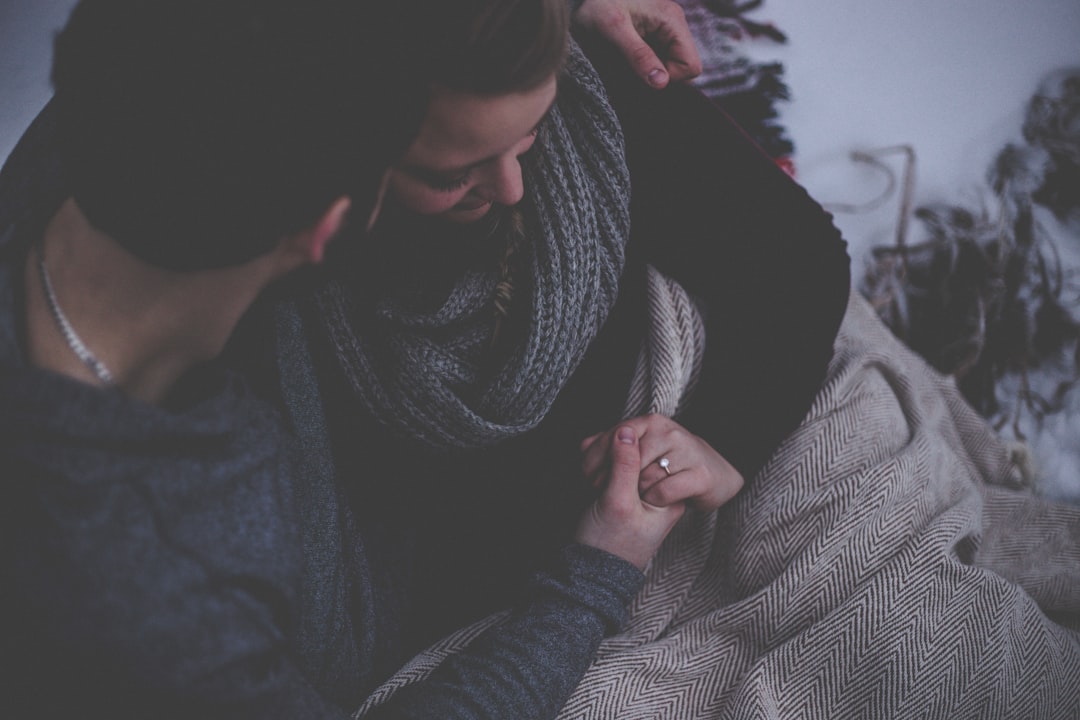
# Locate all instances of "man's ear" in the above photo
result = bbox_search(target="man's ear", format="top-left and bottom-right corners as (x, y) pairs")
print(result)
(291, 195), (352, 265)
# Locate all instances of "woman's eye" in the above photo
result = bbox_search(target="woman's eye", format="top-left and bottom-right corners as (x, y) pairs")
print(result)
(427, 170), (472, 192)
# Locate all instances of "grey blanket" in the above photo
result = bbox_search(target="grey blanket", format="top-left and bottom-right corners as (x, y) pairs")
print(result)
(355, 292), (1080, 719)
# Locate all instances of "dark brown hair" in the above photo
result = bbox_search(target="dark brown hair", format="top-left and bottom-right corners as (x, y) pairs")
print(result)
(51, 0), (427, 270)
(409, 0), (569, 95)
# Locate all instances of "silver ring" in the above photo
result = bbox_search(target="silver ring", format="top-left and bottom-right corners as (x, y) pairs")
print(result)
(658, 457), (671, 475)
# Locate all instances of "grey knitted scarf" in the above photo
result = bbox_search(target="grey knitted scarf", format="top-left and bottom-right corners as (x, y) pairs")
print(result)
(316, 42), (631, 450)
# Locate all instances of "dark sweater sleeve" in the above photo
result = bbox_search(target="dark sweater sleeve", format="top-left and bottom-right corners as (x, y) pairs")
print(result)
(585, 41), (852, 480)
(366, 544), (644, 720)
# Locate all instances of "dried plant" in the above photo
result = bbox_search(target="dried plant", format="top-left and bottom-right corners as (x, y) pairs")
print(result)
(862, 68), (1080, 437)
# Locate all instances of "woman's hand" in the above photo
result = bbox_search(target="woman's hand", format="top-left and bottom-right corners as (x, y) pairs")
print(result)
(573, 0), (703, 89)
(574, 425), (686, 569)
(581, 414), (744, 512)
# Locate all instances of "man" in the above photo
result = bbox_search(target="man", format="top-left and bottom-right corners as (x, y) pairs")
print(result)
(1, 1), (423, 716)
(1, 1), (710, 718)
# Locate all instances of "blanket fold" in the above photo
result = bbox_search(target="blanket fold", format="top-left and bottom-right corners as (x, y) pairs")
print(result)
(355, 292), (1080, 720)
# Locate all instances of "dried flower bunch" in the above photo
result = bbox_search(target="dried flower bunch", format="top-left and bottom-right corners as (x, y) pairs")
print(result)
(864, 68), (1080, 437)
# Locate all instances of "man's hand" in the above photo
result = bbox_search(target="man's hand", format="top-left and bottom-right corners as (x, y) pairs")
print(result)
(575, 425), (686, 569)
(581, 414), (744, 512)
(574, 0), (703, 89)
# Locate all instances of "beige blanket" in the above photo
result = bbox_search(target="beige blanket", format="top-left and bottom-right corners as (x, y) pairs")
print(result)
(357, 292), (1080, 719)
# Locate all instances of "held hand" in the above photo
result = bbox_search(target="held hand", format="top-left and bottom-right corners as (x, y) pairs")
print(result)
(575, 425), (685, 569)
(581, 414), (744, 512)
(573, 0), (703, 89)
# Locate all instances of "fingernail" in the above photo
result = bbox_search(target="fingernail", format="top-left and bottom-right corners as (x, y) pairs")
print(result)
(618, 427), (635, 444)
(647, 68), (667, 87)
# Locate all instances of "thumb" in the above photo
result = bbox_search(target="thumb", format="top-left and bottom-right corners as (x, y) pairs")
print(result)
(605, 425), (643, 498)
(606, 18), (669, 88)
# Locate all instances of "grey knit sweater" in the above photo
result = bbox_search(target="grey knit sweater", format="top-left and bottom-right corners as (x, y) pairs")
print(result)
(0, 211), (348, 718)
(1, 108), (645, 720)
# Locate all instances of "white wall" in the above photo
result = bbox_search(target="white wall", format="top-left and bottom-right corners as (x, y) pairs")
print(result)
(750, 0), (1080, 263)
(0, 0), (78, 163)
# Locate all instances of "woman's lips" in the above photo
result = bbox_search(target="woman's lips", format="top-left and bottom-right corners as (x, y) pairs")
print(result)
(454, 197), (492, 212)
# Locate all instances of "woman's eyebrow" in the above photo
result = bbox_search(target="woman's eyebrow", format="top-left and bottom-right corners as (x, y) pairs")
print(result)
(400, 99), (557, 180)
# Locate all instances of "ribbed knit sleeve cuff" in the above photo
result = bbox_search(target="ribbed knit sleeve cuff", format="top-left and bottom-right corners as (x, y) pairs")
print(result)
(527, 544), (645, 636)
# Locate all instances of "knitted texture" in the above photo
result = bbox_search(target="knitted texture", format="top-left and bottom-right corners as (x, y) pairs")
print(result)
(316, 40), (630, 450)
(0, 224), (350, 718)
(352, 292), (1080, 719)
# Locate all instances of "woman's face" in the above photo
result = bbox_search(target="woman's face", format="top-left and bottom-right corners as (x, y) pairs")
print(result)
(388, 75), (558, 224)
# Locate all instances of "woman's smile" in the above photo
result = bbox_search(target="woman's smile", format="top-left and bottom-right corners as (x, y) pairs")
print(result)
(387, 76), (557, 223)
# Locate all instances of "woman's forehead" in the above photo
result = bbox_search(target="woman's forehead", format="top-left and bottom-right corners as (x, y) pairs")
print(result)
(403, 78), (557, 172)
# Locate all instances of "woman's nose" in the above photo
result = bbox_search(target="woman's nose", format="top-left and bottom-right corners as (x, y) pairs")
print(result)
(479, 154), (525, 207)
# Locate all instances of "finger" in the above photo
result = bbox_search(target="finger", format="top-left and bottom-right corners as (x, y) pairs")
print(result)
(639, 454), (695, 507)
(649, 7), (703, 81)
(585, 454), (611, 490)
(579, 431), (605, 453)
(637, 457), (671, 497)
(603, 13), (671, 88)
(643, 467), (743, 511)
(636, 426), (673, 472)
(590, 415), (676, 484)
(660, 36), (703, 82)
(604, 425), (643, 500)
(581, 428), (614, 480)
(583, 415), (662, 488)
(641, 470), (710, 508)
(635, 446), (673, 498)
(632, 413), (685, 469)
(621, 413), (677, 443)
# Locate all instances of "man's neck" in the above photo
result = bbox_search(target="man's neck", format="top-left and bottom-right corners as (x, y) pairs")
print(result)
(23, 198), (274, 405)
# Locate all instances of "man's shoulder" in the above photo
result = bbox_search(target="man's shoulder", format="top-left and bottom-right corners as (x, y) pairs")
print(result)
(0, 100), (66, 235)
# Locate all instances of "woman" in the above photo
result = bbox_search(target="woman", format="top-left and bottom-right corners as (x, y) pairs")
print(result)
(280, 0), (845, 621)
(265, 0), (843, 701)
(258, 0), (753, 716)
(279, 0), (1080, 718)
(261, 0), (756, 708)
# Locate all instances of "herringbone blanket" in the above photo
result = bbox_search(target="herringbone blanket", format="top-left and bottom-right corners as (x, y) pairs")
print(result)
(356, 292), (1080, 719)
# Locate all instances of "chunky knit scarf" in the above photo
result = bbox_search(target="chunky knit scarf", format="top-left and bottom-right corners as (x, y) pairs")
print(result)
(316, 41), (631, 450)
